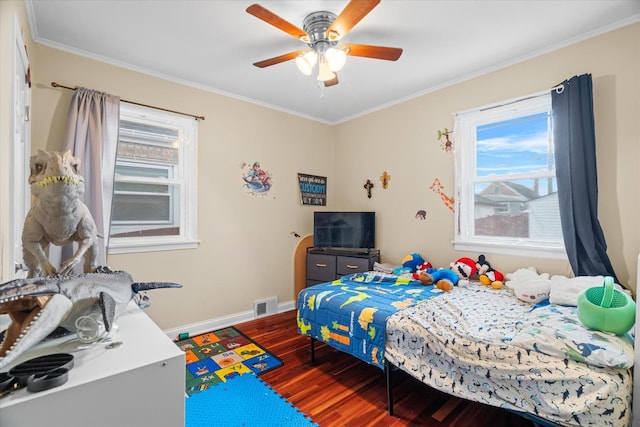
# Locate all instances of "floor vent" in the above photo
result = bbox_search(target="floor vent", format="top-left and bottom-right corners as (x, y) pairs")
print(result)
(254, 297), (277, 318)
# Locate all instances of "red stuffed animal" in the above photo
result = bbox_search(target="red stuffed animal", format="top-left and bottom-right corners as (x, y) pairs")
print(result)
(412, 261), (433, 278)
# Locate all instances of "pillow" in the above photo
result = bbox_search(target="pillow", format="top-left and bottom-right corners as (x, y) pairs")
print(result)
(505, 267), (551, 304)
(549, 275), (608, 306)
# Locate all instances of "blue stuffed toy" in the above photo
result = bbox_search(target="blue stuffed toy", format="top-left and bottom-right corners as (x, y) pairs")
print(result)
(402, 253), (425, 270)
(415, 267), (459, 291)
(393, 253), (428, 275)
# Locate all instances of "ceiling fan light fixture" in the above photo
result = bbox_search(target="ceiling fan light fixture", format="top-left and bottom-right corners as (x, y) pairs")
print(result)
(247, 1), (401, 88)
(317, 56), (336, 82)
(295, 50), (318, 76)
(325, 47), (347, 72)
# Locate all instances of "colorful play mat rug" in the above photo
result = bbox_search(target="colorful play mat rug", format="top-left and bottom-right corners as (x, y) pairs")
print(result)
(175, 326), (283, 396)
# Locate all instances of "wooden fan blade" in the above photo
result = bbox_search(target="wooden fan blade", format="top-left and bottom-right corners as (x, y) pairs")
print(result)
(246, 4), (306, 39)
(342, 43), (402, 61)
(326, 0), (381, 41)
(253, 50), (304, 68)
(324, 75), (339, 87)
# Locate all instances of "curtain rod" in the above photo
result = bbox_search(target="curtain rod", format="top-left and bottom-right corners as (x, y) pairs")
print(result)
(456, 83), (565, 115)
(51, 82), (205, 121)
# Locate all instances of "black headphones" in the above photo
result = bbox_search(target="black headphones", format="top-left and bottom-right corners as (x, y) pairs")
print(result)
(0, 353), (73, 396)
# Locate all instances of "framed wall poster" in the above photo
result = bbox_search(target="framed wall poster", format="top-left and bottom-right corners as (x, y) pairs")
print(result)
(298, 173), (326, 206)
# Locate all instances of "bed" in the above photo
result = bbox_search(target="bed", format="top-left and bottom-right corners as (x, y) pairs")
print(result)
(385, 283), (633, 426)
(297, 271), (635, 427)
(296, 271), (442, 369)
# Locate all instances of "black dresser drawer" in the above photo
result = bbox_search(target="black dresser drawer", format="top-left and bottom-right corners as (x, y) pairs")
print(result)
(305, 249), (380, 288)
(306, 253), (337, 282)
(336, 256), (370, 276)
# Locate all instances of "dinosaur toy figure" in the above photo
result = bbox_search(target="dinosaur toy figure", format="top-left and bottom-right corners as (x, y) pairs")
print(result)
(22, 149), (99, 277)
(0, 267), (181, 369)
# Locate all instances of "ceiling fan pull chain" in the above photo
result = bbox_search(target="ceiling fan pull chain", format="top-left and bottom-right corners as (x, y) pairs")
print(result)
(318, 81), (325, 99)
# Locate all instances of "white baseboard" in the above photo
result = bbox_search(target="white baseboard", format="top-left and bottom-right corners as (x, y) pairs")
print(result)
(164, 299), (296, 340)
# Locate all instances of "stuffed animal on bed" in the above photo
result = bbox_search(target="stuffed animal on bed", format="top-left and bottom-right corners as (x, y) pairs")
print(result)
(414, 260), (433, 275)
(505, 267), (551, 303)
(415, 267), (459, 291)
(403, 253), (430, 271)
(450, 257), (476, 280)
(393, 253), (431, 275)
(475, 254), (505, 289)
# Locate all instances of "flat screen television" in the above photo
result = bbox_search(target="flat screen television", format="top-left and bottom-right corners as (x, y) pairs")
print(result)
(313, 211), (375, 250)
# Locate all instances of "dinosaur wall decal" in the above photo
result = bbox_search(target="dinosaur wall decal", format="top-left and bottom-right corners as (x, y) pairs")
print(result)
(0, 267), (181, 369)
(22, 150), (99, 277)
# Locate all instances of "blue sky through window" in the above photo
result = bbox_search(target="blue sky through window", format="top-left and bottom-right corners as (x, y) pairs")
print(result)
(476, 112), (553, 177)
(455, 95), (564, 250)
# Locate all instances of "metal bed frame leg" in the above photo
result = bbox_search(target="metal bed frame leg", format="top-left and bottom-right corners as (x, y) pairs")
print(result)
(310, 337), (316, 364)
(386, 360), (394, 416)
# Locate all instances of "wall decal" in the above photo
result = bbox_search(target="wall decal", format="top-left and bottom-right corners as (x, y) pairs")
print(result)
(437, 128), (453, 152)
(380, 171), (390, 189)
(364, 179), (374, 199)
(241, 161), (274, 198)
(429, 178), (454, 212)
(298, 173), (327, 205)
(415, 210), (427, 220)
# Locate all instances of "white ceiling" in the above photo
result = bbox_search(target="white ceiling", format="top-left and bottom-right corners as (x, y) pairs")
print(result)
(26, 0), (640, 124)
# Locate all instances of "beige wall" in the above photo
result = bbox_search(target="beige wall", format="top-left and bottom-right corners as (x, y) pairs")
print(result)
(335, 22), (640, 291)
(27, 44), (336, 330)
(1, 1), (638, 331)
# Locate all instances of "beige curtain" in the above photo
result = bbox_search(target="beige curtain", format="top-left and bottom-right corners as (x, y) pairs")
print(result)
(59, 87), (120, 269)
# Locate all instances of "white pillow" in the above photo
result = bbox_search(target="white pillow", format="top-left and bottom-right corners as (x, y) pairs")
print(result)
(505, 268), (551, 304)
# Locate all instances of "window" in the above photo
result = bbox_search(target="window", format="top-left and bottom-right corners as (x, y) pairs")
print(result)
(108, 103), (198, 254)
(453, 93), (565, 259)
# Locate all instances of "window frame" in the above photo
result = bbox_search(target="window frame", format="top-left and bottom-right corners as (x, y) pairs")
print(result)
(108, 103), (198, 254)
(453, 92), (566, 260)
(111, 159), (176, 228)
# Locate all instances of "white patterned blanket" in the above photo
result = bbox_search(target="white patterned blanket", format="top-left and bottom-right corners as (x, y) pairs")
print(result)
(385, 285), (632, 427)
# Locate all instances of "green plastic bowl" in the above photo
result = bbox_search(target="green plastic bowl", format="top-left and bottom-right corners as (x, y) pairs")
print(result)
(577, 277), (635, 335)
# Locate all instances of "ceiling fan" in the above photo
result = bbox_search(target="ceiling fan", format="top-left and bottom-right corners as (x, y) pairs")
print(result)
(246, 0), (403, 87)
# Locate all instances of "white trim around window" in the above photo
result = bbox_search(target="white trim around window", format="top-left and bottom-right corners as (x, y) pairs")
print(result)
(452, 92), (567, 260)
(108, 104), (199, 254)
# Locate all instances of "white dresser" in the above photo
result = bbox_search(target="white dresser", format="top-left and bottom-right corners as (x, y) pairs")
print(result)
(0, 302), (184, 427)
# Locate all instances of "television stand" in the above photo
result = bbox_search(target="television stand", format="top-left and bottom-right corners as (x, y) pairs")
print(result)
(306, 248), (380, 287)
(314, 247), (378, 256)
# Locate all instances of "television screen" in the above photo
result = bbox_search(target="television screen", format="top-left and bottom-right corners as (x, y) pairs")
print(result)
(313, 211), (375, 249)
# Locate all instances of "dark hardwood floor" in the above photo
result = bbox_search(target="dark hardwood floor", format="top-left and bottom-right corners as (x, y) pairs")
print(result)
(234, 310), (535, 427)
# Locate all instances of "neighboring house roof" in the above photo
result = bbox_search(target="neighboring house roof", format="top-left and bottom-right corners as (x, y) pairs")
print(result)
(479, 181), (540, 202)
(474, 194), (499, 206)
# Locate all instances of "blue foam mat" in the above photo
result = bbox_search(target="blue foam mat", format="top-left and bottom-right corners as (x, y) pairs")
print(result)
(186, 373), (318, 427)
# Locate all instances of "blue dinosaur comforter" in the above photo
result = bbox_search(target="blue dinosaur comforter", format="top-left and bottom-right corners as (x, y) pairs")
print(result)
(296, 272), (442, 369)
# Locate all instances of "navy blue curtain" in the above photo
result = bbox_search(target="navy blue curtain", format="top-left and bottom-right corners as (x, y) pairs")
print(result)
(552, 74), (617, 281)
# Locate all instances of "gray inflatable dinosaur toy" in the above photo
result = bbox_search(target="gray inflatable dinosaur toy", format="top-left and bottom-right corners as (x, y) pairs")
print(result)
(22, 150), (99, 278)
(0, 267), (181, 369)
